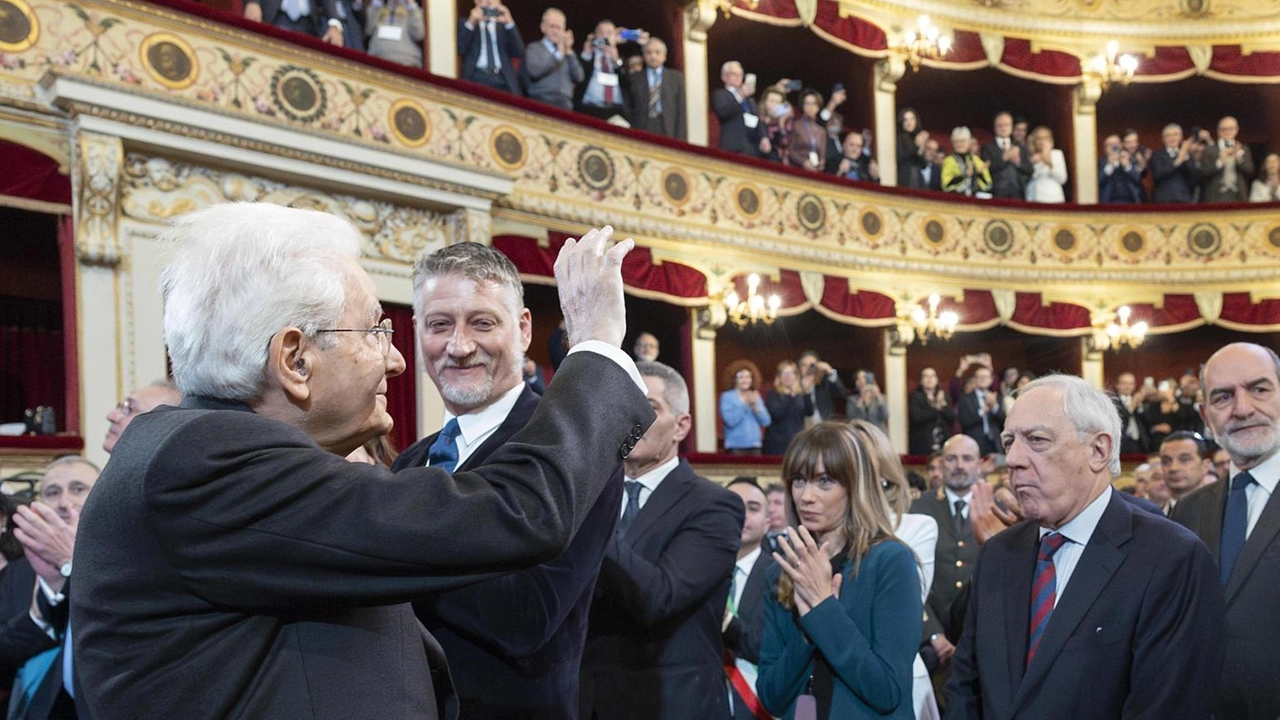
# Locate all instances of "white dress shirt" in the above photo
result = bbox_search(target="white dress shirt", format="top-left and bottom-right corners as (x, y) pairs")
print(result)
(1229, 452), (1280, 539)
(1039, 486), (1112, 608)
(621, 454), (680, 517)
(732, 545), (762, 613)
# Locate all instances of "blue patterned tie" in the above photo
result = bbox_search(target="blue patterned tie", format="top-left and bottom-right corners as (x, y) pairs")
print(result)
(1220, 471), (1255, 586)
(426, 419), (461, 473)
(1027, 532), (1067, 667)
(617, 481), (642, 539)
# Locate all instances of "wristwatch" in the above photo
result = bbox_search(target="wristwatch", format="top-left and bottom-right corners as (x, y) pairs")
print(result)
(59, 561), (72, 578)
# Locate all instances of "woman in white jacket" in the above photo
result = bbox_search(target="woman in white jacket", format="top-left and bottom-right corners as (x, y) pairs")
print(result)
(1026, 126), (1068, 203)
(850, 419), (940, 720)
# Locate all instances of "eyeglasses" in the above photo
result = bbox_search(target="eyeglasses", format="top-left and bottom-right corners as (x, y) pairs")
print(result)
(112, 398), (137, 418)
(316, 318), (395, 356)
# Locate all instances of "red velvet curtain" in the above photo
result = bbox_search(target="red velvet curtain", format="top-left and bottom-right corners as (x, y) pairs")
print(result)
(383, 303), (417, 454)
(0, 296), (67, 430)
(0, 141), (71, 206)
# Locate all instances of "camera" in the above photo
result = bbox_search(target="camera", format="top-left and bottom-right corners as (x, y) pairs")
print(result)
(482, 6), (501, 18)
(592, 36), (609, 48)
(785, 79), (803, 92)
(832, 82), (844, 93)
(619, 28), (642, 42)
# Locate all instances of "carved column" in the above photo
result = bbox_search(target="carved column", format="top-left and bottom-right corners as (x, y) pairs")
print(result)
(689, 306), (719, 452)
(450, 207), (492, 246)
(683, 0), (717, 147)
(874, 57), (906, 187)
(1072, 76), (1102, 204)
(75, 131), (124, 266)
(426, 0), (457, 78)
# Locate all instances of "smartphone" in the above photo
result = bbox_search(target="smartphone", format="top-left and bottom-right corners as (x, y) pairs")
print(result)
(619, 28), (642, 42)
(832, 82), (845, 93)
(785, 79), (803, 92)
(1143, 376), (1155, 389)
(482, 6), (500, 17)
(865, 371), (876, 386)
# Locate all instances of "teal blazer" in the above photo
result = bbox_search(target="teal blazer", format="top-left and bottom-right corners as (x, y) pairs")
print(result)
(758, 539), (921, 719)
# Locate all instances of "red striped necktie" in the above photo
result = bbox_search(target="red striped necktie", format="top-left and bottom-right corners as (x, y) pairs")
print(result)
(1026, 531), (1067, 667)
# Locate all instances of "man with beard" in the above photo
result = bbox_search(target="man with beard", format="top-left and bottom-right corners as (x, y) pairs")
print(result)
(1173, 343), (1280, 719)
(392, 241), (623, 719)
(910, 434), (981, 676)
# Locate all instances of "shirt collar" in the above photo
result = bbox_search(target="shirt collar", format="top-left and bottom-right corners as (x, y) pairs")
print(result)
(1230, 450), (1280, 495)
(443, 382), (525, 449)
(1041, 485), (1112, 546)
(944, 486), (973, 508)
(541, 37), (557, 53)
(736, 545), (762, 576)
(626, 455), (680, 493)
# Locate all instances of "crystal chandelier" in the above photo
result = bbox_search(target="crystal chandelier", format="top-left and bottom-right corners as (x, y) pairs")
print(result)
(895, 16), (953, 72)
(721, 274), (781, 329)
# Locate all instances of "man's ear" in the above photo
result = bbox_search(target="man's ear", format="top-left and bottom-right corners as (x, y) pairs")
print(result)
(268, 328), (313, 402)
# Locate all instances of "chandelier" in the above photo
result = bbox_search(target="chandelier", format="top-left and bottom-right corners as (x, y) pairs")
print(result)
(1093, 305), (1148, 351)
(894, 16), (952, 72)
(898, 294), (959, 346)
(1083, 41), (1139, 91)
(720, 273), (781, 329)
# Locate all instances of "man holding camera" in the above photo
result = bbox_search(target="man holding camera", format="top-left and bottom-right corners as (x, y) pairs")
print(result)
(1098, 132), (1146, 203)
(797, 351), (848, 421)
(1200, 116), (1254, 203)
(576, 20), (645, 121)
(523, 8), (583, 110)
(458, 0), (522, 95)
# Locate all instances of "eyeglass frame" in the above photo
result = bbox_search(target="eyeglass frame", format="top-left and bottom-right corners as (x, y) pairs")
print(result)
(314, 318), (395, 356)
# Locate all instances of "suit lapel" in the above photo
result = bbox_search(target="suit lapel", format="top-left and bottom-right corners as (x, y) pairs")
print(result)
(999, 524), (1037, 694)
(740, 550), (774, 619)
(1012, 495), (1130, 712)
(1226, 485), (1280, 604)
(457, 387), (539, 472)
(623, 460), (695, 543)
(1196, 481), (1228, 559)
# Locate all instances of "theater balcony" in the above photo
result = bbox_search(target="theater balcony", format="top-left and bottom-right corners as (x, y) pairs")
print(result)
(2, 0), (1280, 471)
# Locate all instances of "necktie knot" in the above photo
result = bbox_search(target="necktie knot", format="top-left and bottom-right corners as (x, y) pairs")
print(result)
(1038, 532), (1067, 562)
(426, 419), (461, 473)
(625, 480), (643, 502)
(1221, 470), (1255, 585)
(618, 480), (643, 539)
(954, 499), (967, 516)
(1232, 471), (1255, 492)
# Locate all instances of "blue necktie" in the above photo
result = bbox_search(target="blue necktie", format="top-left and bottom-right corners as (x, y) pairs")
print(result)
(617, 481), (642, 539)
(426, 419), (461, 473)
(1220, 471), (1255, 586)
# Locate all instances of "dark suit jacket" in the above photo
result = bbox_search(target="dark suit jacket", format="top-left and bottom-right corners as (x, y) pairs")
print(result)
(0, 559), (63, 718)
(956, 391), (1004, 457)
(921, 161), (943, 191)
(579, 460), (744, 720)
(14, 578), (89, 720)
(623, 67), (686, 141)
(1173, 478), (1280, 719)
(908, 388), (954, 456)
(945, 492), (1226, 720)
(249, 0), (341, 35)
(1149, 148), (1200, 203)
(1111, 395), (1150, 455)
(1098, 159), (1145, 203)
(71, 353), (654, 720)
(393, 386), (622, 720)
(910, 490), (978, 641)
(980, 140), (1033, 199)
(808, 375), (848, 421)
(712, 88), (762, 156)
(724, 550), (774, 720)
(456, 19), (523, 94)
(1199, 143), (1255, 203)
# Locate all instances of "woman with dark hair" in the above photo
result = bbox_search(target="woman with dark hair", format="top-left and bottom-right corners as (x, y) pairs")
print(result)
(721, 359), (772, 454)
(785, 89), (829, 171)
(758, 422), (921, 719)
(907, 367), (953, 456)
(896, 108), (929, 190)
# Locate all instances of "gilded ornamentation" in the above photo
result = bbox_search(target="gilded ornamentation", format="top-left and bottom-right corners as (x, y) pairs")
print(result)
(388, 98), (429, 148)
(0, 0), (38, 53)
(119, 153), (454, 264)
(75, 130), (122, 265)
(139, 32), (196, 90)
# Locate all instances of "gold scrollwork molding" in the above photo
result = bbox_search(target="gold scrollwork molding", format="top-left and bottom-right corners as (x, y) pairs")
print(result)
(684, 0), (719, 44)
(75, 131), (123, 266)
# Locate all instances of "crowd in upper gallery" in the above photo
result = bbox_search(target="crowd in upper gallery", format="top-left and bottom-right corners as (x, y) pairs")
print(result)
(239, 0), (1280, 204)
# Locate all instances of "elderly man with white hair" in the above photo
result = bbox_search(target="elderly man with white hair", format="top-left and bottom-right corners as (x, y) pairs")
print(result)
(711, 60), (764, 156)
(70, 203), (655, 720)
(945, 374), (1226, 720)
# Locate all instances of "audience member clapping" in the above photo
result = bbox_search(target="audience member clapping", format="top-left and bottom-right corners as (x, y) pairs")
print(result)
(1200, 115), (1254, 202)
(721, 360), (772, 455)
(836, 131), (879, 183)
(1099, 132), (1145, 203)
(981, 111), (1033, 200)
(1025, 126), (1067, 203)
(941, 127), (991, 196)
(908, 366), (953, 456)
(896, 108), (929, 190)
(1151, 123), (1200, 203)
(848, 369), (888, 433)
(522, 8), (582, 110)
(763, 360), (812, 456)
(1249, 152), (1280, 202)
(364, 0), (424, 67)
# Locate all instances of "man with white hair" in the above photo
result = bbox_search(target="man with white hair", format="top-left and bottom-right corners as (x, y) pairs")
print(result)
(70, 203), (655, 720)
(1173, 343), (1280, 719)
(711, 60), (764, 156)
(946, 374), (1225, 720)
(624, 37), (686, 140)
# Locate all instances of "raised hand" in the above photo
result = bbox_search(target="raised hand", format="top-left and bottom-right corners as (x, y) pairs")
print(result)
(554, 226), (634, 349)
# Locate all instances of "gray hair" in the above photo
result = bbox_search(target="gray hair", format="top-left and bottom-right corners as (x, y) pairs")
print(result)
(721, 60), (743, 77)
(951, 126), (972, 142)
(1163, 123), (1182, 135)
(159, 203), (359, 401)
(645, 37), (667, 53)
(411, 242), (524, 320)
(44, 454), (101, 477)
(637, 361), (689, 415)
(1017, 374), (1121, 475)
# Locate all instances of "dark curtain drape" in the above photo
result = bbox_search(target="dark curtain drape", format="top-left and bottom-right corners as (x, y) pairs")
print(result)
(383, 303), (417, 454)
(0, 296), (66, 430)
